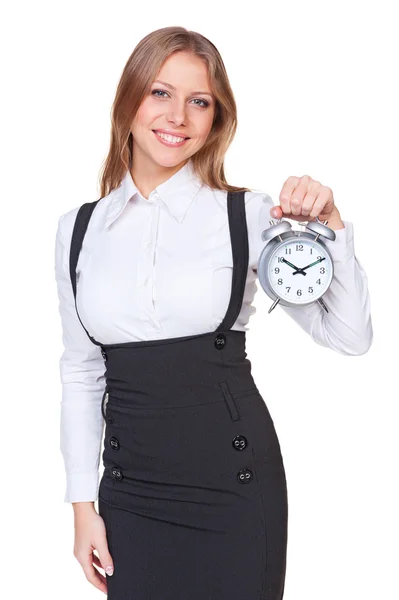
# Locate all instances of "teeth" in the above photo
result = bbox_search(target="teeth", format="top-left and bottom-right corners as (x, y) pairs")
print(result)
(155, 131), (186, 143)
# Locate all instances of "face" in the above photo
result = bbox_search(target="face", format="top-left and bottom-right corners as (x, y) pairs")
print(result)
(130, 51), (216, 171)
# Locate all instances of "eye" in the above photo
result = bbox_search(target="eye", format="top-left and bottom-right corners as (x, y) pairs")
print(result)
(191, 98), (209, 108)
(152, 89), (169, 98)
(151, 89), (209, 108)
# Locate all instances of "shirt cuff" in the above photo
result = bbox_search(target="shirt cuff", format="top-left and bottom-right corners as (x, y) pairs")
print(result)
(64, 471), (100, 503)
(322, 219), (355, 262)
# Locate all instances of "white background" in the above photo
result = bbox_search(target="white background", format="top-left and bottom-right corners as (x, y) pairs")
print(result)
(2, 1), (398, 598)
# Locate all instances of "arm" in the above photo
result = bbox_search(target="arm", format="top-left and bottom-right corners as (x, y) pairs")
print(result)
(248, 191), (373, 356)
(54, 211), (106, 504)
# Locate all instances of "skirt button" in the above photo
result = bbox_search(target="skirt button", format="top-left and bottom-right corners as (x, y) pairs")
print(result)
(214, 334), (226, 349)
(111, 467), (123, 480)
(109, 436), (120, 451)
(237, 468), (253, 484)
(232, 435), (247, 450)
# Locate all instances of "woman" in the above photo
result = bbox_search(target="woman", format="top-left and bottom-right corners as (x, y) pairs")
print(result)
(54, 26), (373, 599)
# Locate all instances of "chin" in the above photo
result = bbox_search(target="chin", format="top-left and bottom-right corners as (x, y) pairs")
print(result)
(150, 155), (188, 168)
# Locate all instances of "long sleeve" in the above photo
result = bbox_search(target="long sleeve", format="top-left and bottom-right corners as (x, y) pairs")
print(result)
(248, 191), (373, 356)
(54, 212), (106, 503)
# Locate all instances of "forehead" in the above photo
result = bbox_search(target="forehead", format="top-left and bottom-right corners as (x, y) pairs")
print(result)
(154, 52), (212, 93)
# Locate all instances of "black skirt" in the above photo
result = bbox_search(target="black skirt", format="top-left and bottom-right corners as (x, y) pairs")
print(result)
(98, 329), (288, 599)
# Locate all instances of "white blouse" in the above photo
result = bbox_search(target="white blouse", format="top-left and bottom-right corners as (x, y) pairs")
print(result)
(54, 160), (373, 503)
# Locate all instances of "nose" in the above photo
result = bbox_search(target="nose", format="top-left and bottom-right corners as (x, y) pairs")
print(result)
(166, 99), (187, 126)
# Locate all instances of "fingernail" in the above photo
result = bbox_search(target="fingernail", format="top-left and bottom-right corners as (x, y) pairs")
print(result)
(105, 566), (114, 576)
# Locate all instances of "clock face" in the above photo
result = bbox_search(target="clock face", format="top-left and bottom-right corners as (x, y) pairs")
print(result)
(268, 238), (333, 304)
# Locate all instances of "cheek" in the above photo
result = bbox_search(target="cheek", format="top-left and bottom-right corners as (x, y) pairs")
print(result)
(134, 100), (157, 127)
(195, 113), (215, 140)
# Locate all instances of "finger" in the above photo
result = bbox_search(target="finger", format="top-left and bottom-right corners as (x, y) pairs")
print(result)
(270, 206), (282, 219)
(290, 175), (310, 216)
(78, 552), (108, 594)
(92, 552), (106, 572)
(301, 193), (317, 217)
(279, 176), (299, 214)
(96, 540), (114, 577)
(93, 564), (107, 585)
(309, 189), (330, 218)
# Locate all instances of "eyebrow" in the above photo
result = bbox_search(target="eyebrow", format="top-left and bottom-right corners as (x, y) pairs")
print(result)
(152, 80), (214, 99)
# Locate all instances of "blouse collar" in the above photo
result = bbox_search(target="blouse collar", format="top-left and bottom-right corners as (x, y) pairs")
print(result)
(104, 160), (203, 227)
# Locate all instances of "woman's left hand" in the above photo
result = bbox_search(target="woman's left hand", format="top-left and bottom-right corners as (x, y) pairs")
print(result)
(270, 175), (340, 224)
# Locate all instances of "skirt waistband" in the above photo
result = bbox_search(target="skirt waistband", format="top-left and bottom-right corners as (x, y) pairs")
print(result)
(100, 330), (259, 410)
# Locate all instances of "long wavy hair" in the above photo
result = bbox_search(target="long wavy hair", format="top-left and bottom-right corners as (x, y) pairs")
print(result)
(97, 26), (252, 199)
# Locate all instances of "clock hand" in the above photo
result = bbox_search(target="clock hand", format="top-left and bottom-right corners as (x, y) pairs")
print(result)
(281, 257), (307, 275)
(292, 256), (326, 275)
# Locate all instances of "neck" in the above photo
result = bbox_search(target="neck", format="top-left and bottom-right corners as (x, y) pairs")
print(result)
(130, 157), (188, 199)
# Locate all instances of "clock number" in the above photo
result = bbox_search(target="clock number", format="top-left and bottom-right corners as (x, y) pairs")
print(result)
(296, 244), (303, 251)
(285, 247), (291, 254)
(308, 286), (313, 293)
(278, 257), (284, 263)
(277, 278), (283, 285)
(297, 289), (302, 296)
(320, 267), (325, 274)
(316, 278), (321, 284)
(274, 267), (280, 274)
(286, 287), (291, 293)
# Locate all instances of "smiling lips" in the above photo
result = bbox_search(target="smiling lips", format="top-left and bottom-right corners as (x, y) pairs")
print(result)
(152, 130), (190, 147)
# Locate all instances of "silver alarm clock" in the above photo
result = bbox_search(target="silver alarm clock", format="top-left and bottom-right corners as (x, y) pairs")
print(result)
(258, 216), (336, 314)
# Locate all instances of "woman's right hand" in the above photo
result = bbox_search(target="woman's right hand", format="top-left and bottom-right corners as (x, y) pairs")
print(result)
(72, 502), (114, 595)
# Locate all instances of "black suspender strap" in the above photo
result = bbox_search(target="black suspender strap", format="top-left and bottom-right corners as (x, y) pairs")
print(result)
(216, 191), (249, 332)
(69, 200), (102, 346)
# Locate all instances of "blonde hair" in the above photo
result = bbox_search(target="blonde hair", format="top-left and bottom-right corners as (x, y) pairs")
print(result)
(98, 26), (251, 199)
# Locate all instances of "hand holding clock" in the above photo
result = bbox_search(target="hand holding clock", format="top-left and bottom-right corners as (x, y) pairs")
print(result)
(269, 174), (345, 231)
